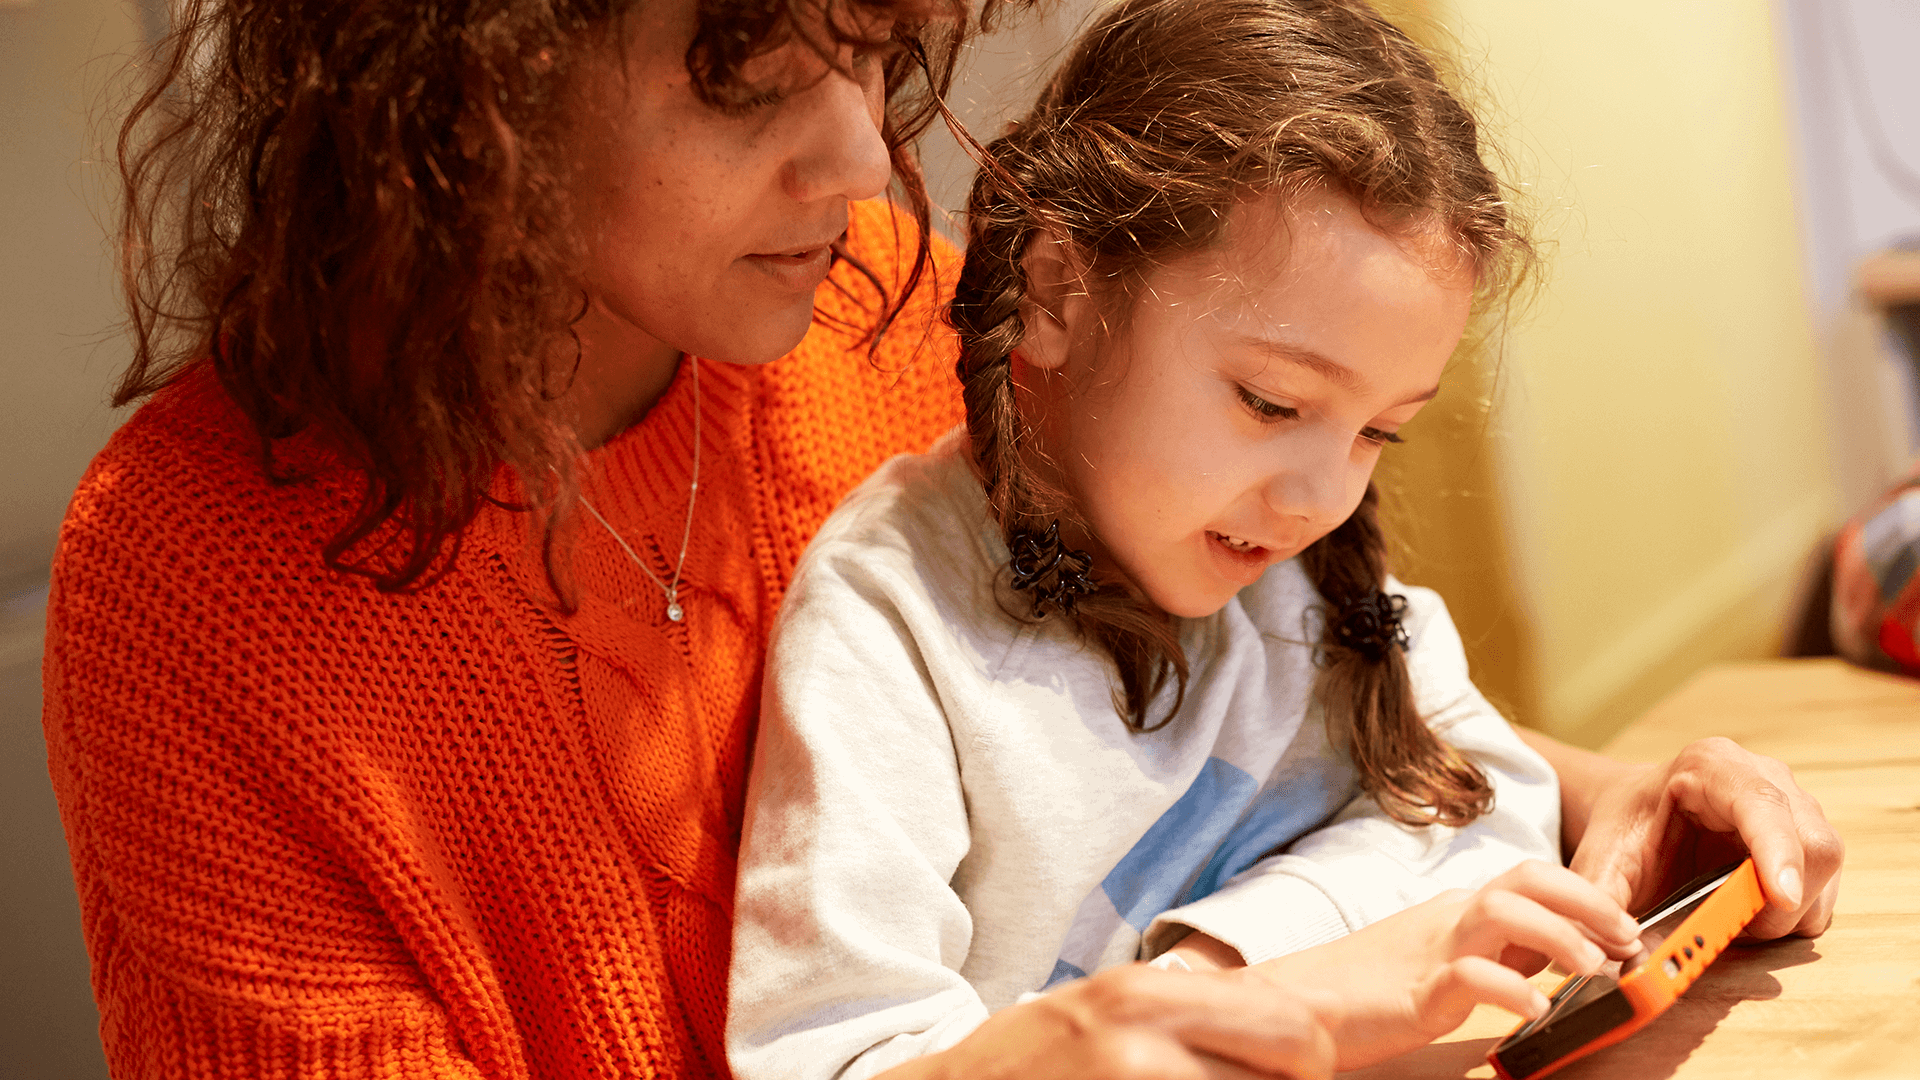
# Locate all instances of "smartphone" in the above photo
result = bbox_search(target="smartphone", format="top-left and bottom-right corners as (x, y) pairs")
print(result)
(1487, 858), (1768, 1080)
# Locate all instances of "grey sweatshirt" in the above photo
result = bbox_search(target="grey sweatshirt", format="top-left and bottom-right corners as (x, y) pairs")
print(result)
(727, 432), (1560, 1080)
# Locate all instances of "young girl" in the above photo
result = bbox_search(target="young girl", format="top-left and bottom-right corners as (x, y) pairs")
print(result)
(729, 0), (1646, 1075)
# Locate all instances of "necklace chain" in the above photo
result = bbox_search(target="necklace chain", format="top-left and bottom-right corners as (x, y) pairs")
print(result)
(578, 356), (701, 623)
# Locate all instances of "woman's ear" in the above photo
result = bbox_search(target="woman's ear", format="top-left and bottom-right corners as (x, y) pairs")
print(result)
(1017, 230), (1092, 371)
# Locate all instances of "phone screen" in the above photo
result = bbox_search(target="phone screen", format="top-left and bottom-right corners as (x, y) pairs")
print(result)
(1622, 868), (1730, 977)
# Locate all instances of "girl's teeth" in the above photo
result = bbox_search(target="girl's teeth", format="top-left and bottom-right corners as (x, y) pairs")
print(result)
(1216, 533), (1255, 552)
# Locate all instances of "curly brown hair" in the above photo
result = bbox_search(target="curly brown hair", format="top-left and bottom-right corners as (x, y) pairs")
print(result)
(115, 0), (1008, 592)
(950, 0), (1531, 826)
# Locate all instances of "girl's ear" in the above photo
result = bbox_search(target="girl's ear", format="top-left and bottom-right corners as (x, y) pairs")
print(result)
(1017, 230), (1092, 371)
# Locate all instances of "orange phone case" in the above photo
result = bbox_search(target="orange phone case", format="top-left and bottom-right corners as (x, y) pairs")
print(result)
(1489, 859), (1768, 1080)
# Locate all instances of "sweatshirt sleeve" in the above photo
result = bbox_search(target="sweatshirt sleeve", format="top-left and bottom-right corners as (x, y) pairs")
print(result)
(1140, 585), (1562, 964)
(727, 545), (988, 1080)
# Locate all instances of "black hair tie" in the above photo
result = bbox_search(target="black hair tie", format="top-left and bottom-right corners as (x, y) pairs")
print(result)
(1331, 592), (1410, 660)
(1007, 521), (1096, 617)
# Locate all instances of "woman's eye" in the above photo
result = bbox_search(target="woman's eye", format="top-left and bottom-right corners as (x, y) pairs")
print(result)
(1357, 427), (1406, 447)
(715, 85), (787, 116)
(1235, 386), (1300, 424)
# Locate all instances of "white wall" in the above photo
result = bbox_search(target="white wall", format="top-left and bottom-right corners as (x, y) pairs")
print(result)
(917, 1), (1097, 231)
(1777, 0), (1920, 314)
(1777, 0), (1920, 509)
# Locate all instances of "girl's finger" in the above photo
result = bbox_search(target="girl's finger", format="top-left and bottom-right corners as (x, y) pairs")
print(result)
(1458, 889), (1611, 976)
(1495, 943), (1551, 977)
(1488, 860), (1640, 950)
(1424, 955), (1551, 1023)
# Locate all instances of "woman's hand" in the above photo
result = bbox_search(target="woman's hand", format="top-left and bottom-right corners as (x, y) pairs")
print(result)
(1564, 737), (1843, 941)
(1228, 860), (1639, 1072)
(1516, 729), (1844, 941)
(877, 963), (1336, 1080)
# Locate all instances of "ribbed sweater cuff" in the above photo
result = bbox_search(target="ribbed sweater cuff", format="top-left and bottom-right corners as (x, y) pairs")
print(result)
(1141, 872), (1354, 966)
(97, 946), (488, 1080)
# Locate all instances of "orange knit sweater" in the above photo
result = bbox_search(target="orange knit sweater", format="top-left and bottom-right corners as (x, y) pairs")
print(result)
(43, 200), (965, 1080)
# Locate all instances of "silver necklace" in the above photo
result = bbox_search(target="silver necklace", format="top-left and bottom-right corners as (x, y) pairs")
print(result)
(578, 356), (701, 623)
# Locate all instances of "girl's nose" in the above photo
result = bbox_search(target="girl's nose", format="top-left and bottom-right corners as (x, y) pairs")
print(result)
(783, 62), (892, 205)
(1261, 430), (1365, 531)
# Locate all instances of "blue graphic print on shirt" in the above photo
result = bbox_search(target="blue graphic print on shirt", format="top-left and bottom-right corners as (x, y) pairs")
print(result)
(1101, 757), (1261, 931)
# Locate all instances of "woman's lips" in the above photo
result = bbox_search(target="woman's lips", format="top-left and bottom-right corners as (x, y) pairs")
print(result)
(743, 244), (836, 292)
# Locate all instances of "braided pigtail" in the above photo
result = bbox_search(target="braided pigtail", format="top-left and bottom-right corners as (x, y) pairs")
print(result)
(949, 156), (1038, 529)
(1302, 484), (1493, 826)
(951, 131), (1191, 732)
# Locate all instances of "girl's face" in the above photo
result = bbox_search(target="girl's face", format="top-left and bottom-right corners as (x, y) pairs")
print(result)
(1018, 189), (1476, 618)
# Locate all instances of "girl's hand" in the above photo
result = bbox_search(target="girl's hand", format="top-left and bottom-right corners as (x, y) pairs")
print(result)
(1236, 860), (1641, 1071)
(876, 963), (1336, 1080)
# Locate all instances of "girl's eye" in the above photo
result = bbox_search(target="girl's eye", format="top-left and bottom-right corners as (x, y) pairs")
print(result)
(1235, 386), (1300, 424)
(1236, 385), (1406, 446)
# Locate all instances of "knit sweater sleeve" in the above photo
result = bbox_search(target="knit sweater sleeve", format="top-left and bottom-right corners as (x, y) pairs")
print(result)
(1140, 584), (1563, 964)
(43, 422), (502, 1079)
(726, 523), (988, 1080)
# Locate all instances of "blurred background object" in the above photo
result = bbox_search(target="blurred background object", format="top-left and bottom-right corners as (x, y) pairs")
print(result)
(1856, 244), (1920, 384)
(1826, 246), (1920, 677)
(5, 0), (1918, 1075)
(1830, 461), (1920, 676)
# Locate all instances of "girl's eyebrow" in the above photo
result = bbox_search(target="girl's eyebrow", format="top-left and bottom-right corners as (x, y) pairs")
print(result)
(1238, 335), (1363, 389)
(1236, 335), (1441, 406)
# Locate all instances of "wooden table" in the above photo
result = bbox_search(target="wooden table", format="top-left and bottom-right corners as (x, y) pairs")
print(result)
(1340, 659), (1920, 1080)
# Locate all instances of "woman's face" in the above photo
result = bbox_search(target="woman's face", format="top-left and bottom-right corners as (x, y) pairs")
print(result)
(568, 0), (896, 372)
(1019, 189), (1476, 618)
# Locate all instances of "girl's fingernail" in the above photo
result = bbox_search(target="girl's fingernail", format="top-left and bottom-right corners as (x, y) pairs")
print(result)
(1777, 867), (1803, 909)
(1529, 989), (1550, 1018)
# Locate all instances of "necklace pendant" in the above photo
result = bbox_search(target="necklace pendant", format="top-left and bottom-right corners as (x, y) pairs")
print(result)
(666, 600), (684, 623)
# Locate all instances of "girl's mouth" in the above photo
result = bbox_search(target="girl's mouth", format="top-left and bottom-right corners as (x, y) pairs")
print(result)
(1207, 530), (1273, 586)
(1212, 532), (1261, 554)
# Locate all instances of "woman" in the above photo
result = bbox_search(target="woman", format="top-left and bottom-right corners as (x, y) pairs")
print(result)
(46, 0), (1839, 1077)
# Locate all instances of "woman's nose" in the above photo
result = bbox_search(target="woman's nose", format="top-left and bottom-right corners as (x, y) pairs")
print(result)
(783, 62), (892, 205)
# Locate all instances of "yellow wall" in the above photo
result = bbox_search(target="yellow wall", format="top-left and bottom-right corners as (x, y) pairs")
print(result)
(1438, 1), (1838, 743)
